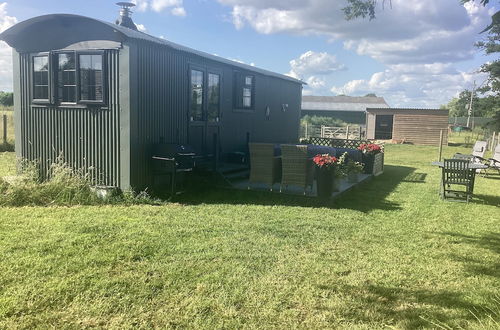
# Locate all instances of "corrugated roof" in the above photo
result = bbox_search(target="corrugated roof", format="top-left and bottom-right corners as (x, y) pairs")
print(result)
(0, 14), (304, 85)
(367, 107), (448, 112)
(302, 95), (390, 112)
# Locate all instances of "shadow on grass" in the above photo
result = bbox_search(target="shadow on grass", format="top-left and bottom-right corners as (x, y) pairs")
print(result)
(170, 165), (415, 212)
(315, 284), (498, 328)
(473, 194), (500, 206)
(437, 231), (500, 279)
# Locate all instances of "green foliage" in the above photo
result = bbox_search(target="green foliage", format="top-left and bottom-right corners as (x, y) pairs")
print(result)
(0, 91), (13, 106)
(0, 145), (499, 328)
(301, 115), (348, 127)
(343, 0), (379, 20)
(444, 90), (500, 118)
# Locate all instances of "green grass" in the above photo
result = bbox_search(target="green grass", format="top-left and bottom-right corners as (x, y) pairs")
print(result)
(0, 144), (499, 329)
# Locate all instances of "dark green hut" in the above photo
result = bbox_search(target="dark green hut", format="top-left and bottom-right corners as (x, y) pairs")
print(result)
(0, 7), (303, 190)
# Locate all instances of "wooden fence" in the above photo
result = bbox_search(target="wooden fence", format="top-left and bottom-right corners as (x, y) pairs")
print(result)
(302, 124), (364, 140)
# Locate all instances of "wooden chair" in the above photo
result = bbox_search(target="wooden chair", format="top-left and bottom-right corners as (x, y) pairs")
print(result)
(248, 143), (282, 191)
(280, 144), (314, 194)
(441, 159), (474, 203)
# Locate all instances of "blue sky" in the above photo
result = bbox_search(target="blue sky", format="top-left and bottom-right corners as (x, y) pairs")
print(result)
(0, 0), (497, 107)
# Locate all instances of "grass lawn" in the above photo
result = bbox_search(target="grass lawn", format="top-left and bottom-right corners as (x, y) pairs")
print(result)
(0, 144), (499, 329)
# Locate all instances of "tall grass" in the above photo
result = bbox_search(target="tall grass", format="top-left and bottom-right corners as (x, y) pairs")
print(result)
(0, 156), (159, 206)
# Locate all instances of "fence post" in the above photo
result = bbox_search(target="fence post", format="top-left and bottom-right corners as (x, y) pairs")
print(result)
(345, 126), (349, 139)
(2, 114), (6, 144)
(491, 131), (496, 150)
(438, 129), (444, 161)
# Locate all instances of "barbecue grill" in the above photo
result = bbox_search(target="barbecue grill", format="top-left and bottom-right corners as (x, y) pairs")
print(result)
(151, 143), (196, 195)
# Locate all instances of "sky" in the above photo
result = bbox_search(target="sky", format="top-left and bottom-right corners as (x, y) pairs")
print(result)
(0, 0), (497, 108)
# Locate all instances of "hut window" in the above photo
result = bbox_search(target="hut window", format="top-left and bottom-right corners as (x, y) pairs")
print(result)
(33, 55), (49, 101)
(57, 53), (76, 103)
(207, 73), (220, 122)
(234, 72), (254, 109)
(190, 69), (204, 121)
(79, 54), (103, 102)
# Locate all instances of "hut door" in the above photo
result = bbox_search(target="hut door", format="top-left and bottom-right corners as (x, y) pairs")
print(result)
(375, 115), (393, 139)
(188, 68), (221, 157)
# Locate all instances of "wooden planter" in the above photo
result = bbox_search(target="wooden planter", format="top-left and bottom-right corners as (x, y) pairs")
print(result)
(362, 153), (384, 176)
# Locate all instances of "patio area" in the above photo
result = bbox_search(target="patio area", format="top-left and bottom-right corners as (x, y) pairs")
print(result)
(231, 173), (373, 197)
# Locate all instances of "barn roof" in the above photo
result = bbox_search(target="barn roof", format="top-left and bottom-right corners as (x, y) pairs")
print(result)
(0, 14), (304, 85)
(367, 107), (449, 114)
(302, 95), (390, 112)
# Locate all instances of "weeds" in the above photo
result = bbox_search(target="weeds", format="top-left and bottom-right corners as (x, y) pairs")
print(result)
(0, 157), (160, 207)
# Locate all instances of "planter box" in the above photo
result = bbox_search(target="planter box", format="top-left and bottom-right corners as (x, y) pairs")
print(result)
(362, 153), (384, 176)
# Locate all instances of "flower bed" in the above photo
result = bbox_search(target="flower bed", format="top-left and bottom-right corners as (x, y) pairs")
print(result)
(358, 143), (384, 176)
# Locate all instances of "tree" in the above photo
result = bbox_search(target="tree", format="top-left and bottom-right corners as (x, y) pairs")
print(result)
(0, 91), (13, 106)
(443, 90), (500, 118)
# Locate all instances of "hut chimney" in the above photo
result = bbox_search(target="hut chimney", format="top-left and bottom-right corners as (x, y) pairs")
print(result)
(115, 2), (138, 31)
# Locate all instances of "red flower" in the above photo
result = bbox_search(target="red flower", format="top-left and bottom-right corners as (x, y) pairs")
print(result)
(312, 154), (338, 168)
(358, 143), (382, 155)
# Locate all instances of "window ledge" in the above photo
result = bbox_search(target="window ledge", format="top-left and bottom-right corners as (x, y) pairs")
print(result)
(233, 108), (254, 113)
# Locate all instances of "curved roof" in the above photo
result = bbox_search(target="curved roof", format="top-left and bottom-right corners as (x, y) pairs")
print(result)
(0, 14), (303, 84)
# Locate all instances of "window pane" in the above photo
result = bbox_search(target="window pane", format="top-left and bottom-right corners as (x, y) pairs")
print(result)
(33, 55), (49, 100)
(190, 70), (204, 121)
(58, 53), (76, 103)
(245, 76), (252, 86)
(208, 73), (220, 122)
(243, 96), (251, 108)
(79, 54), (103, 102)
(243, 87), (251, 97)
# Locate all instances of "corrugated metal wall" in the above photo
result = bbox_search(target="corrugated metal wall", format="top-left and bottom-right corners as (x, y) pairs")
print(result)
(18, 51), (121, 186)
(132, 41), (302, 189)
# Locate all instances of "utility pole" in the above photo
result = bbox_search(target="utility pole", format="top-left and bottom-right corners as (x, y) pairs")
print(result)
(466, 81), (476, 129)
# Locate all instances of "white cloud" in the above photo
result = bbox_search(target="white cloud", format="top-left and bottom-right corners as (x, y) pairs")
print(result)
(171, 7), (186, 17)
(220, 0), (491, 65)
(330, 64), (486, 108)
(132, 0), (186, 16)
(151, 0), (183, 13)
(132, 0), (149, 12)
(288, 51), (345, 79)
(222, 0), (494, 106)
(136, 23), (147, 32)
(0, 3), (17, 92)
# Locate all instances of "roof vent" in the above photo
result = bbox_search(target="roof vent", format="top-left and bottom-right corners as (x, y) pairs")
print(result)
(115, 2), (138, 31)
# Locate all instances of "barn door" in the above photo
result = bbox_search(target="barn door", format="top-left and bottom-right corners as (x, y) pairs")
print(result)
(375, 115), (394, 139)
(188, 67), (221, 157)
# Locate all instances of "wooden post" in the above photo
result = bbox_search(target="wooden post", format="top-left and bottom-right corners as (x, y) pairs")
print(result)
(2, 114), (6, 144)
(305, 123), (308, 139)
(345, 125), (350, 140)
(491, 131), (496, 150)
(438, 129), (444, 161)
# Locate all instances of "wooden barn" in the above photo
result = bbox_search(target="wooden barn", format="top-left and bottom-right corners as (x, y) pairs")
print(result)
(366, 108), (449, 145)
(0, 4), (303, 191)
